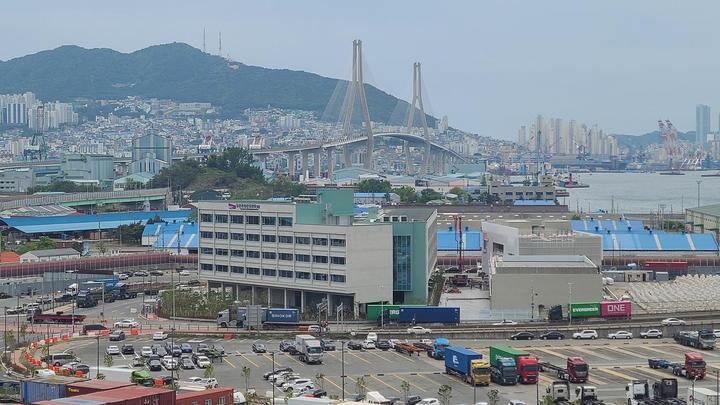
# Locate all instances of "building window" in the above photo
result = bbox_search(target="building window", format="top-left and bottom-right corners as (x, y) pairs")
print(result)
(246, 234), (260, 242)
(200, 263), (213, 271)
(313, 273), (328, 281)
(215, 265), (228, 272)
(263, 268), (277, 277)
(330, 238), (346, 247)
(231, 249), (244, 257)
(331, 256), (346, 265)
(205, 399), (212, 405)
(215, 248), (228, 256)
(200, 231), (213, 239)
(231, 266), (244, 274)
(246, 216), (260, 225)
(312, 237), (328, 246)
(191, 401), (198, 405)
(279, 217), (293, 226)
(262, 252), (276, 260)
(262, 216), (276, 226)
(200, 247), (214, 255)
(313, 255), (328, 264)
(231, 233), (244, 241)
(215, 232), (228, 240)
(295, 254), (310, 262)
(279, 270), (293, 278)
(262, 235), (277, 243)
(296, 271), (311, 280)
(295, 236), (310, 245)
(246, 250), (260, 259)
(231, 215), (244, 224)
(247, 267), (260, 275)
(200, 214), (213, 223)
(393, 235), (412, 291)
(214, 214), (228, 223)
(278, 253), (293, 261)
(278, 235), (293, 244)
(331, 274), (346, 283)
(219, 397), (225, 405)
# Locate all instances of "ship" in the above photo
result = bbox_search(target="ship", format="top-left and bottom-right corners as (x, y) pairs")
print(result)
(556, 173), (589, 188)
(701, 171), (720, 177)
(659, 171), (685, 175)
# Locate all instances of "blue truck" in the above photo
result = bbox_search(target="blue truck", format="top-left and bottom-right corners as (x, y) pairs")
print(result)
(398, 307), (460, 324)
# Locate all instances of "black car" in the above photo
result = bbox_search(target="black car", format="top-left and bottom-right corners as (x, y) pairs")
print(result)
(306, 389), (327, 398)
(171, 345), (182, 357)
(187, 279), (201, 286)
(180, 356), (195, 369)
(263, 367), (292, 380)
(121, 344), (135, 355)
(196, 343), (210, 354)
(347, 340), (363, 350)
(375, 340), (391, 351)
(540, 331), (566, 340)
(406, 395), (422, 405)
(147, 359), (162, 371)
(180, 343), (193, 353)
(149, 270), (164, 276)
(133, 271), (149, 277)
(510, 331), (535, 341)
(252, 343), (267, 353)
(279, 341), (296, 353)
(321, 340), (336, 351)
(109, 330), (126, 341)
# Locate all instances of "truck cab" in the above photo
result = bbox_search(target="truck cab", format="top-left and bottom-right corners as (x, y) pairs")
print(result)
(429, 338), (450, 360)
(567, 356), (589, 383)
(471, 359), (491, 386)
(516, 356), (538, 384)
(547, 381), (571, 402)
(673, 352), (706, 379)
(491, 357), (518, 385)
(625, 380), (650, 405)
(653, 378), (679, 401)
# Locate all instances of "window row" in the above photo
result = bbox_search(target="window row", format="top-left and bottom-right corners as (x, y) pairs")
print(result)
(199, 263), (345, 283)
(200, 213), (293, 226)
(199, 232), (345, 247)
(200, 248), (345, 264)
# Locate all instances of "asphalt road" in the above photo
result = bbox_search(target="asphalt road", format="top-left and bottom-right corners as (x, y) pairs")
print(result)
(51, 334), (720, 405)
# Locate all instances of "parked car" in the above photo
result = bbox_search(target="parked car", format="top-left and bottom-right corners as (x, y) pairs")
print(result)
(121, 344), (135, 354)
(149, 270), (164, 276)
(180, 356), (195, 369)
(179, 270), (191, 276)
(133, 271), (149, 277)
(572, 330), (598, 340)
(118, 273), (129, 280)
(347, 340), (363, 350)
(366, 332), (378, 342)
(169, 345), (182, 357)
(640, 329), (663, 339)
(407, 326), (431, 334)
(417, 398), (440, 405)
(106, 345), (120, 355)
(540, 331), (565, 340)
(161, 356), (178, 370)
(362, 340), (376, 349)
(252, 343), (267, 353)
(140, 346), (153, 357)
(152, 331), (168, 341)
(714, 330), (720, 339)
(283, 378), (314, 392)
(114, 319), (139, 328)
(492, 319), (518, 326)
(661, 318), (686, 326)
(152, 344), (167, 356)
(180, 343), (193, 353)
(510, 332), (535, 340)
(608, 330), (633, 339)
(405, 395), (423, 405)
(376, 340), (391, 351)
(321, 340), (336, 351)
(193, 355), (211, 368)
(188, 377), (218, 388)
(196, 343), (210, 354)
(279, 341), (297, 353)
(263, 367), (293, 380)
(61, 362), (90, 375)
(109, 330), (125, 341)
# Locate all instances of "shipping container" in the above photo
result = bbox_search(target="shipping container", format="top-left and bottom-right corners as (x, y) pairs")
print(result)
(366, 304), (423, 321)
(65, 381), (134, 397)
(21, 379), (70, 404)
(61, 385), (175, 405)
(568, 302), (600, 318)
(398, 307), (460, 324)
(645, 261), (689, 271)
(176, 388), (233, 405)
(265, 308), (299, 324)
(600, 300), (632, 317)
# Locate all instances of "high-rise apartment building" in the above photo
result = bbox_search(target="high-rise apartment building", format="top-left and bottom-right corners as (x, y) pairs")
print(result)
(696, 104), (711, 146)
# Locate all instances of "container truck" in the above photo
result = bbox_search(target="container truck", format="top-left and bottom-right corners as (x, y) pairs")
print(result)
(688, 388), (718, 405)
(27, 310), (86, 324)
(295, 334), (323, 364)
(398, 307), (460, 324)
(489, 346), (538, 384)
(672, 352), (706, 380)
(653, 378), (682, 403)
(539, 356), (589, 383)
(674, 330), (716, 350)
(548, 382), (604, 405)
(444, 346), (491, 386)
(428, 337), (450, 360)
(488, 346), (518, 385)
(217, 307), (299, 329)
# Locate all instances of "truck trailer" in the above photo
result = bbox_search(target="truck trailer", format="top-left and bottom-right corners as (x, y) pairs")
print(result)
(539, 356), (589, 383)
(674, 331), (716, 350)
(489, 346), (538, 384)
(444, 346), (491, 386)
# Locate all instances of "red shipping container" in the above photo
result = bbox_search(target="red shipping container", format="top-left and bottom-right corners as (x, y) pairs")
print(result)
(63, 386), (175, 405)
(65, 380), (135, 397)
(176, 388), (234, 405)
(600, 300), (632, 317)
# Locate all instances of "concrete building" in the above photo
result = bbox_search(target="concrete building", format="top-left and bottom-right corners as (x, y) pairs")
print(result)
(488, 175), (556, 202)
(130, 133), (172, 175)
(353, 192), (400, 205)
(61, 154), (115, 188)
(686, 203), (720, 235)
(20, 248), (81, 263)
(489, 255), (602, 319)
(195, 188), (436, 316)
(697, 104), (711, 146)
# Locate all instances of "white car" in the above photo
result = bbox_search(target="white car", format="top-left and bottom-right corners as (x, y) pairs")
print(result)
(114, 319), (139, 328)
(162, 356), (178, 370)
(661, 318), (686, 326)
(366, 332), (378, 342)
(417, 399), (440, 405)
(362, 340), (376, 349)
(35, 369), (56, 377)
(179, 270), (191, 276)
(387, 339), (402, 349)
(152, 331), (168, 341)
(493, 319), (518, 326)
(106, 345), (120, 355)
(140, 346), (153, 357)
(276, 373), (301, 387)
(572, 330), (598, 340)
(283, 378), (314, 392)
(640, 329), (663, 339)
(118, 273), (129, 280)
(407, 326), (431, 334)
(608, 330), (633, 339)
(714, 330), (720, 339)
(194, 355), (211, 368)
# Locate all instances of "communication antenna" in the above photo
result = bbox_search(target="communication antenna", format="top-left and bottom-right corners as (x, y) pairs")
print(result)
(203, 27), (206, 53)
(218, 32), (222, 56)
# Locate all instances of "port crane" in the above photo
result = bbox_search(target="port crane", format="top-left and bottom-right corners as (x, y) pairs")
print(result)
(23, 105), (48, 161)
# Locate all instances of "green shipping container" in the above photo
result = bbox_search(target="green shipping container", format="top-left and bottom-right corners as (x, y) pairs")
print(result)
(366, 304), (424, 320)
(489, 345), (529, 365)
(569, 302), (601, 318)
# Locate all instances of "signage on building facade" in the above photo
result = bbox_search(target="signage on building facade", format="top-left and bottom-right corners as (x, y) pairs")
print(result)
(227, 203), (260, 210)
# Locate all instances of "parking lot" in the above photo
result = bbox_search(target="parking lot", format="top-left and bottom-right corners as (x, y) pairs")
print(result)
(49, 333), (720, 404)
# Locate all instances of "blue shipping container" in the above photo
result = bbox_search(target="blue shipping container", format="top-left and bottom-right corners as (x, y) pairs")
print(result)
(445, 346), (482, 375)
(399, 307), (460, 324)
(265, 308), (299, 324)
(21, 380), (66, 403)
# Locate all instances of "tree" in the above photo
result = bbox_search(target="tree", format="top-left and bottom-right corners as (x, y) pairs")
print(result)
(117, 223), (144, 245)
(541, 394), (556, 405)
(487, 389), (500, 405)
(438, 384), (452, 405)
(242, 366), (251, 392)
(400, 380), (410, 403)
(27, 181), (100, 194)
(419, 188), (442, 203)
(203, 363), (214, 379)
(357, 178), (392, 193)
(355, 376), (367, 398)
(151, 159), (202, 190)
(393, 186), (418, 203)
(15, 236), (57, 255)
(271, 176), (307, 197)
(104, 353), (113, 368)
(96, 240), (107, 255)
(448, 186), (469, 203)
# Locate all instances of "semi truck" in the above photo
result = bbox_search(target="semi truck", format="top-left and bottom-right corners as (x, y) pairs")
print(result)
(688, 387), (718, 405)
(547, 381), (604, 405)
(489, 346), (538, 384)
(414, 338), (450, 360)
(27, 310), (86, 324)
(443, 346), (491, 386)
(217, 307), (299, 328)
(488, 346), (518, 385)
(674, 330), (716, 350)
(673, 353), (706, 380)
(295, 334), (323, 364)
(539, 356), (589, 383)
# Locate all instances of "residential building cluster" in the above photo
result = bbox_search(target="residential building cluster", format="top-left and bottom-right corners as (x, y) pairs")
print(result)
(0, 92), (78, 129)
(517, 115), (619, 157)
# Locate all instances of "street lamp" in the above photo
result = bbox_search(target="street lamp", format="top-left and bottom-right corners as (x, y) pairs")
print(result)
(87, 281), (105, 321)
(95, 335), (100, 378)
(271, 351), (276, 405)
(3, 306), (7, 366)
(341, 341), (346, 401)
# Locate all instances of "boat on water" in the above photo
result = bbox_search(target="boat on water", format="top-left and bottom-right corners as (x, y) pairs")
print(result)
(659, 171), (685, 175)
(556, 173), (589, 188)
(701, 171), (720, 177)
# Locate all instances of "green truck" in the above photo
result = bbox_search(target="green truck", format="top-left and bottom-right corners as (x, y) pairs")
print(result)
(489, 346), (539, 384)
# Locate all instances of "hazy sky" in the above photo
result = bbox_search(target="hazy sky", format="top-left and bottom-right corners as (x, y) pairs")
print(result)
(2, 1), (719, 139)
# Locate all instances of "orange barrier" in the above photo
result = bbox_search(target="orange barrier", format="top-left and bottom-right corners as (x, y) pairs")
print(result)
(130, 329), (139, 336)
(75, 370), (84, 377)
(100, 330), (110, 336)
(62, 335), (69, 341)
(52, 337), (58, 344)
(223, 334), (232, 340)
(154, 378), (163, 386)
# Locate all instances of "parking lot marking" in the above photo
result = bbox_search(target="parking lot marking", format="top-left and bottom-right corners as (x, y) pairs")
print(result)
(414, 373), (441, 387)
(323, 376), (344, 392)
(606, 346), (649, 359)
(238, 354), (259, 368)
(530, 347), (570, 360)
(389, 351), (417, 362)
(346, 351), (371, 364)
(370, 375), (400, 393)
(571, 346), (614, 361)
(223, 357), (237, 368)
(282, 353), (306, 366)
(366, 351), (393, 363)
(537, 373), (555, 385)
(633, 365), (673, 379)
(596, 367), (636, 381)
(393, 374), (426, 391)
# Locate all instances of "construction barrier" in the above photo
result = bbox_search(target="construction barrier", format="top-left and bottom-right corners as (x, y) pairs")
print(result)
(52, 337), (58, 344)
(154, 378), (163, 386)
(100, 330), (110, 337)
(75, 370), (84, 377)
(223, 334), (232, 340)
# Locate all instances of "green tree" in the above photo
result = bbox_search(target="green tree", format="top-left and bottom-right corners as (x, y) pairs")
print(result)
(438, 384), (452, 405)
(151, 159), (202, 190)
(487, 389), (500, 405)
(27, 181), (100, 194)
(448, 187), (469, 203)
(242, 366), (251, 392)
(541, 394), (556, 405)
(96, 240), (107, 254)
(203, 363), (214, 379)
(117, 223), (145, 245)
(206, 147), (263, 181)
(357, 178), (392, 193)
(419, 188), (442, 203)
(271, 176), (307, 197)
(15, 236), (57, 255)
(393, 186), (418, 203)
(355, 376), (367, 398)
(104, 353), (114, 368)
(400, 380), (410, 403)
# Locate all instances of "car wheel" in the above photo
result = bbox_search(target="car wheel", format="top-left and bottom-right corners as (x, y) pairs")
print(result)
(591, 336), (596, 340)
(559, 336), (564, 340)
(611, 336), (616, 339)
(541, 336), (546, 340)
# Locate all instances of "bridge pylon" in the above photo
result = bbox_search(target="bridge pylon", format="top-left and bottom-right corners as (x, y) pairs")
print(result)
(340, 39), (374, 170)
(405, 62), (432, 175)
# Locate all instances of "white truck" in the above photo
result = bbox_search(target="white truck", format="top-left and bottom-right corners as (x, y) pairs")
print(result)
(626, 380), (650, 405)
(689, 387), (719, 405)
(295, 334), (323, 364)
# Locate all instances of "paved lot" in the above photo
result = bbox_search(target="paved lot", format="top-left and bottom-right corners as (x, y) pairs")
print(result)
(52, 335), (720, 404)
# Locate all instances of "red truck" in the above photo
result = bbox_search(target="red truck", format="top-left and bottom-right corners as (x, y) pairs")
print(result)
(539, 356), (589, 383)
(489, 346), (538, 384)
(671, 352), (706, 380)
(27, 310), (86, 324)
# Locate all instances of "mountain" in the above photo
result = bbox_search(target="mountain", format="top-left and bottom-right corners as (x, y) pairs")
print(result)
(0, 43), (432, 125)
(613, 130), (695, 150)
